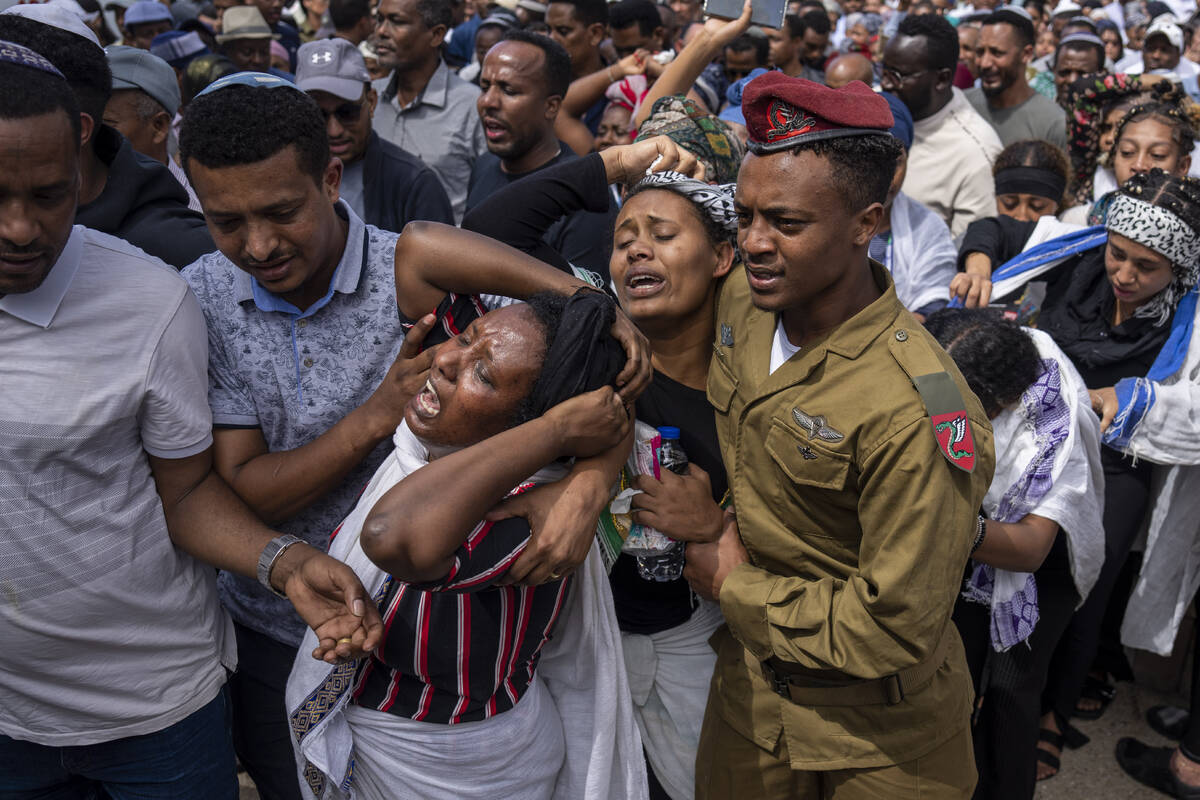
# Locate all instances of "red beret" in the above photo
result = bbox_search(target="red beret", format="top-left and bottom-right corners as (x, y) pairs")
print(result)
(742, 73), (895, 155)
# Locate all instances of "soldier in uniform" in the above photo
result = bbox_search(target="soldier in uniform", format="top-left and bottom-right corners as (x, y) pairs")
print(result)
(683, 73), (996, 798)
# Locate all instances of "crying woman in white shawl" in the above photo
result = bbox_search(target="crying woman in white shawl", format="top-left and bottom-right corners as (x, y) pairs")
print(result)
(927, 309), (1105, 800)
(286, 291), (647, 800)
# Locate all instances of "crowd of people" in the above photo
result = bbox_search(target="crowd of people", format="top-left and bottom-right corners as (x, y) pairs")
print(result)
(4, 0), (1200, 797)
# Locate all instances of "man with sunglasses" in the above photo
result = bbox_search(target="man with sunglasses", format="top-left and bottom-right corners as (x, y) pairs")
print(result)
(881, 12), (1000, 238)
(296, 39), (453, 231)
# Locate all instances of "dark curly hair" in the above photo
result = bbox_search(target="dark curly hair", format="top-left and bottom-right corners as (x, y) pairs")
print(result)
(500, 29), (573, 99)
(549, 0), (608, 27)
(726, 33), (769, 67)
(0, 56), (81, 144)
(329, 0), (371, 30)
(0, 16), (111, 124)
(608, 0), (660, 37)
(1113, 82), (1198, 165)
(982, 8), (1036, 48)
(994, 138), (1070, 178)
(179, 84), (330, 184)
(414, 0), (453, 31)
(925, 308), (1042, 416)
(790, 133), (904, 212)
(794, 8), (831, 36)
(1119, 167), (1200, 236)
(896, 12), (959, 73)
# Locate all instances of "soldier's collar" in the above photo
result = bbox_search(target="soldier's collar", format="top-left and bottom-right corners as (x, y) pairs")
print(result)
(822, 261), (901, 361)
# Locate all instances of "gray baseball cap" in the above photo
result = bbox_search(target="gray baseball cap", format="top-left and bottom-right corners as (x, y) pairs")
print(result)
(295, 38), (369, 101)
(106, 45), (181, 117)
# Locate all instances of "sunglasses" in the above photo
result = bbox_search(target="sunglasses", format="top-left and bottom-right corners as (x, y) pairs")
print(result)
(320, 99), (366, 125)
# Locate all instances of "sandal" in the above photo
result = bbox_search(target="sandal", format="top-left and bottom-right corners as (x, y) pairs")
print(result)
(1074, 673), (1116, 721)
(1149, 706), (1192, 742)
(1063, 720), (1090, 750)
(1037, 727), (1065, 781)
(1115, 738), (1200, 799)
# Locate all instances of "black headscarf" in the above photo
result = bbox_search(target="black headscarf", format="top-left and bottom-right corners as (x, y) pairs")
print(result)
(524, 290), (625, 419)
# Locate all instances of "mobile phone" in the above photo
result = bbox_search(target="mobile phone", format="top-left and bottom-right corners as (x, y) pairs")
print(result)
(703, 0), (788, 32)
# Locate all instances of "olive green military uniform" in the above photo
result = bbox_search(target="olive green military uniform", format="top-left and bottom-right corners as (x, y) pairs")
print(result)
(695, 262), (994, 799)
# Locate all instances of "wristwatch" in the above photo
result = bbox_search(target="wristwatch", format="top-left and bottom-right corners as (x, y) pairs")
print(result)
(257, 534), (304, 597)
(970, 516), (987, 555)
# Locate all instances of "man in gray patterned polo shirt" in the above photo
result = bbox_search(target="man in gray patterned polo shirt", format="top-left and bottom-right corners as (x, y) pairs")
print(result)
(180, 72), (651, 799)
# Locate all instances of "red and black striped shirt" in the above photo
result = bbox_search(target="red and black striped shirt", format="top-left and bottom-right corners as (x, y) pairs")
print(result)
(350, 505), (571, 724)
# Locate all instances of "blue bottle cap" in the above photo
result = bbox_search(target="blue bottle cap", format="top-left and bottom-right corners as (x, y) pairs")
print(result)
(656, 426), (681, 440)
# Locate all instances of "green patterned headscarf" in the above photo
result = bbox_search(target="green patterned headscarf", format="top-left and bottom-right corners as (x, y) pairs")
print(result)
(635, 95), (745, 184)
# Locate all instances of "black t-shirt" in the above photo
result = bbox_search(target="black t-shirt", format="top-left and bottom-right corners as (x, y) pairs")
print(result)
(608, 370), (729, 635)
(465, 144), (616, 281)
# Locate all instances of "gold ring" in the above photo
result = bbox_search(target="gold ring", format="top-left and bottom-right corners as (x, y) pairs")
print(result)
(337, 637), (353, 644)
(549, 571), (562, 580)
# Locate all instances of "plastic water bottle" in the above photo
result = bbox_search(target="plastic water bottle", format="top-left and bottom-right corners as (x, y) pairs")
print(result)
(635, 427), (688, 582)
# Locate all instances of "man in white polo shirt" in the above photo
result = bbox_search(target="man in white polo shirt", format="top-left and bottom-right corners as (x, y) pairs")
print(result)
(0, 41), (381, 800)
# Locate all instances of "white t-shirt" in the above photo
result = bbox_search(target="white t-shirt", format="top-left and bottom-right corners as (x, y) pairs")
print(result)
(769, 317), (802, 374)
(902, 88), (1004, 240)
(0, 226), (234, 746)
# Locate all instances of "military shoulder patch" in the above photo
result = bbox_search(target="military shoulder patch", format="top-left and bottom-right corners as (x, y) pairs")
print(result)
(912, 372), (976, 472)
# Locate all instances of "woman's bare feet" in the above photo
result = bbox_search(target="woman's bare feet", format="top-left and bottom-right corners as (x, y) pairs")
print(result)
(1172, 749), (1200, 787)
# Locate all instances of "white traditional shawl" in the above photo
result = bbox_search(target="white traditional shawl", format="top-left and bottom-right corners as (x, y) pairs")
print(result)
(965, 330), (1106, 650)
(889, 191), (957, 312)
(1119, 296), (1200, 655)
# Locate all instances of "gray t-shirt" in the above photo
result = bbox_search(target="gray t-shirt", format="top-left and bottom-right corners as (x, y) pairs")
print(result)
(0, 226), (232, 746)
(964, 86), (1069, 152)
(183, 202), (405, 647)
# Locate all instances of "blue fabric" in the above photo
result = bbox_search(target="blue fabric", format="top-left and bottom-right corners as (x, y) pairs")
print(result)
(447, 15), (482, 68)
(0, 687), (236, 799)
(1145, 285), (1198, 382)
(197, 70), (297, 96)
(882, 91), (913, 149)
(1103, 285), (1198, 448)
(273, 20), (301, 70)
(718, 67), (769, 125)
(991, 225), (1108, 284)
(947, 225), (1108, 309)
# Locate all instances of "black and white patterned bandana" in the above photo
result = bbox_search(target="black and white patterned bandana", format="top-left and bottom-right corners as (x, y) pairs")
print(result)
(634, 170), (738, 242)
(1107, 193), (1200, 325)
